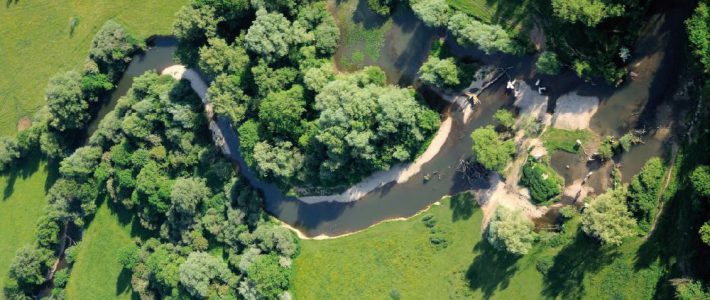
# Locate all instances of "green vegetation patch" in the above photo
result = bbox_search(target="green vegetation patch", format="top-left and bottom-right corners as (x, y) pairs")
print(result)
(0, 157), (49, 292)
(332, 0), (392, 70)
(541, 128), (594, 154)
(292, 195), (668, 299)
(0, 0), (187, 136)
(520, 159), (564, 204)
(446, 0), (496, 23)
(65, 202), (139, 300)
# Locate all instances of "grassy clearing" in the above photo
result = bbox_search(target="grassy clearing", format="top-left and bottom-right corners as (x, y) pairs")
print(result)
(446, 0), (531, 30)
(330, 0), (392, 70)
(446, 0), (496, 23)
(292, 195), (669, 299)
(0, 155), (51, 291)
(541, 128), (595, 154)
(0, 0), (187, 136)
(65, 201), (147, 300)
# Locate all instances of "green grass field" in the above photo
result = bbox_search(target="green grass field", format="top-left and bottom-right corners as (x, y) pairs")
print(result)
(0, 0), (187, 136)
(65, 201), (148, 300)
(292, 195), (668, 299)
(541, 128), (595, 154)
(0, 155), (52, 292)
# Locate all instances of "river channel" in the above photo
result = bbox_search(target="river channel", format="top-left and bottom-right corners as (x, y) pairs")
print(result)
(100, 0), (692, 237)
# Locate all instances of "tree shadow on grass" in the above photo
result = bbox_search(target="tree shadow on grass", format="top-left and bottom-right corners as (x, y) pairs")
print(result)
(465, 241), (521, 299)
(116, 268), (131, 296)
(1, 149), (42, 200)
(450, 192), (476, 222)
(542, 232), (621, 300)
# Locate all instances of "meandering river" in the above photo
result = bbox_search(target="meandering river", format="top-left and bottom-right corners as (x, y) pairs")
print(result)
(100, 0), (691, 237)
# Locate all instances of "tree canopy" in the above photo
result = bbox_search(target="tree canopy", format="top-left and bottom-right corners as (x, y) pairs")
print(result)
(245, 9), (299, 62)
(470, 126), (515, 173)
(46, 71), (90, 132)
(418, 56), (460, 88)
(686, 2), (710, 73)
(551, 0), (625, 27)
(581, 186), (637, 245)
(487, 206), (536, 255)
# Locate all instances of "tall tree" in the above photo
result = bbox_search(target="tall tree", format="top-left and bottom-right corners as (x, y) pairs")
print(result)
(470, 126), (515, 173)
(46, 71), (90, 132)
(487, 206), (536, 255)
(581, 186), (637, 245)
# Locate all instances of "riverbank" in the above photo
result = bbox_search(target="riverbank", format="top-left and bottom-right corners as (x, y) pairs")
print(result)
(162, 64), (457, 205)
(299, 116), (453, 204)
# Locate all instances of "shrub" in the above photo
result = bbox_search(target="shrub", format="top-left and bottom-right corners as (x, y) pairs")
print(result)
(627, 157), (664, 232)
(581, 186), (636, 245)
(536, 51), (561, 75)
(53, 269), (69, 288)
(471, 126), (516, 173)
(487, 206), (536, 255)
(493, 109), (516, 129)
(520, 160), (563, 204)
(418, 56), (460, 88)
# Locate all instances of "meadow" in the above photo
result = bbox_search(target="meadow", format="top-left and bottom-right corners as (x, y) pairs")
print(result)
(0, 154), (52, 293)
(292, 194), (671, 299)
(0, 0), (185, 292)
(0, 0), (187, 136)
(65, 201), (148, 300)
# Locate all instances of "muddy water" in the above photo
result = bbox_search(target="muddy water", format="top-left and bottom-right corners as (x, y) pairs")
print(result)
(551, 1), (691, 189)
(86, 36), (178, 136)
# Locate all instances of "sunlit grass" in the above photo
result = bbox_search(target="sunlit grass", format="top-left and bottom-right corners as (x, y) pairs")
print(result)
(0, 0), (187, 136)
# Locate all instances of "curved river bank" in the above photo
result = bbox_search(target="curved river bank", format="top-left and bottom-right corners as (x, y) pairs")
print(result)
(101, 0), (691, 238)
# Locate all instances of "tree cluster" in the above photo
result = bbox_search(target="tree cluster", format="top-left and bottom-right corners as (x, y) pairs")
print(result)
(470, 126), (515, 174)
(408, 0), (515, 54)
(175, 0), (440, 189)
(520, 159), (563, 204)
(487, 206), (536, 255)
(627, 157), (664, 232)
(581, 186), (637, 245)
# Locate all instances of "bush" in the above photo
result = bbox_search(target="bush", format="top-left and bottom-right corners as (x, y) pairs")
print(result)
(536, 51), (561, 75)
(520, 160), (563, 204)
(418, 56), (460, 88)
(581, 186), (636, 245)
(627, 157), (664, 232)
(691, 165), (710, 197)
(471, 126), (515, 173)
(493, 109), (516, 129)
(487, 206), (536, 255)
(367, 0), (393, 16)
(53, 269), (69, 288)
(0, 136), (21, 171)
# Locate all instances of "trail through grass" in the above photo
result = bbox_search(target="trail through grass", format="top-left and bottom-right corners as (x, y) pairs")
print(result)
(0, 0), (187, 136)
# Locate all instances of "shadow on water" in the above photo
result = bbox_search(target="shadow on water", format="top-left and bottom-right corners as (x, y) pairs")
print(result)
(465, 241), (521, 299)
(380, 2), (436, 86)
(542, 233), (621, 299)
(349, 0), (387, 30)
